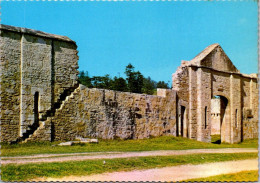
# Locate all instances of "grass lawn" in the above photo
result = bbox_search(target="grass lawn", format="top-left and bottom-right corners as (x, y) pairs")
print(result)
(2, 153), (257, 181)
(1, 136), (258, 157)
(185, 170), (258, 182)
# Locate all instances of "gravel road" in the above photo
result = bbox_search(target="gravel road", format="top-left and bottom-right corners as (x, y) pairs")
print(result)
(34, 158), (258, 182)
(2, 148), (257, 165)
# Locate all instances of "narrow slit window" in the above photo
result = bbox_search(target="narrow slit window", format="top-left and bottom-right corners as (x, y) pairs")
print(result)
(205, 106), (207, 129)
(34, 92), (39, 125)
(235, 109), (238, 128)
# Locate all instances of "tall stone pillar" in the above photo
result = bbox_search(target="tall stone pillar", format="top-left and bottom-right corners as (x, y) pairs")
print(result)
(188, 66), (198, 139)
(196, 67), (212, 142)
(228, 74), (241, 143)
(196, 68), (203, 141)
(250, 78), (258, 118)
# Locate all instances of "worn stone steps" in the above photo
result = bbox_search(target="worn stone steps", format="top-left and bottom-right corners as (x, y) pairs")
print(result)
(22, 85), (80, 143)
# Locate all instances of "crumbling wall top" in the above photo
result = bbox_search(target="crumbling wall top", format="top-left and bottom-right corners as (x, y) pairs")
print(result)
(0, 24), (75, 44)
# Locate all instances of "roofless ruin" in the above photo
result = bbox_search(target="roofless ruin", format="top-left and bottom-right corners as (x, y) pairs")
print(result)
(1, 25), (258, 144)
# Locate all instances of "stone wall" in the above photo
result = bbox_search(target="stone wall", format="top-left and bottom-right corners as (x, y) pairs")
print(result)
(53, 40), (79, 103)
(0, 24), (79, 142)
(20, 34), (52, 135)
(0, 30), (21, 142)
(243, 107), (258, 140)
(27, 86), (177, 141)
(243, 120), (258, 140)
(172, 61), (191, 139)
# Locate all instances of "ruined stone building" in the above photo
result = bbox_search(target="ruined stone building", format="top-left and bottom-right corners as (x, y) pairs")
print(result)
(1, 24), (258, 144)
(172, 44), (258, 143)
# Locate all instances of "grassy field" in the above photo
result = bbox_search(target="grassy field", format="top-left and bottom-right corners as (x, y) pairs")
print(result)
(2, 136), (258, 157)
(2, 153), (257, 181)
(185, 170), (258, 182)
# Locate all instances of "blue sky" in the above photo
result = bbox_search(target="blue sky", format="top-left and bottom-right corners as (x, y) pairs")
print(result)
(2, 1), (258, 84)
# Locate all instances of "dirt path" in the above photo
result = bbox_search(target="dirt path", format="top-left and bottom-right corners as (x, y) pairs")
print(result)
(37, 158), (258, 182)
(2, 148), (257, 165)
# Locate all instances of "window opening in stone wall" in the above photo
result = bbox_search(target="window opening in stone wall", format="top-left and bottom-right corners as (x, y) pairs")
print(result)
(205, 106), (207, 129)
(235, 109), (238, 128)
(34, 92), (39, 127)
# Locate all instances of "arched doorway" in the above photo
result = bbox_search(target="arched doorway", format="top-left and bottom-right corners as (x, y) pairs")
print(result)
(211, 95), (229, 143)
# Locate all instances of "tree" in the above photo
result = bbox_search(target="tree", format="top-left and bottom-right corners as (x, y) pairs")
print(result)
(157, 81), (169, 89)
(142, 76), (156, 95)
(91, 74), (112, 89)
(78, 71), (92, 88)
(135, 71), (144, 93)
(111, 76), (128, 92)
(79, 65), (169, 94)
(125, 63), (144, 93)
(125, 63), (136, 92)
(125, 63), (135, 78)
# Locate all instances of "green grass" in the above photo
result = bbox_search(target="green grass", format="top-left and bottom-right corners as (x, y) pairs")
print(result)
(1, 136), (258, 157)
(2, 153), (257, 181)
(185, 170), (258, 182)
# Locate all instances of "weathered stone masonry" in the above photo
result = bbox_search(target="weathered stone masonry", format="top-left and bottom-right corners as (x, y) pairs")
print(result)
(0, 24), (79, 142)
(27, 86), (176, 142)
(0, 25), (258, 144)
(172, 44), (258, 143)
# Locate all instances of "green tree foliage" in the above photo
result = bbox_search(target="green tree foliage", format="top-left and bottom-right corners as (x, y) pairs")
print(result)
(142, 76), (157, 95)
(125, 64), (144, 93)
(78, 71), (92, 88)
(111, 76), (128, 92)
(78, 63), (169, 94)
(135, 71), (144, 93)
(157, 81), (169, 89)
(92, 74), (111, 89)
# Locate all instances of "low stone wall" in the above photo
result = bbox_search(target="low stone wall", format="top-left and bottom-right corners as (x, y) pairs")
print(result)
(29, 85), (177, 141)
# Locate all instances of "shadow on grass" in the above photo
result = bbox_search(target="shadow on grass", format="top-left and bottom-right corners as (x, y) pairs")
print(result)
(211, 135), (221, 144)
(212, 139), (221, 144)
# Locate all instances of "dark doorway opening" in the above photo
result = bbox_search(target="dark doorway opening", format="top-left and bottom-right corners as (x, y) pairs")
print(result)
(211, 95), (228, 144)
(180, 106), (185, 137)
(51, 122), (55, 142)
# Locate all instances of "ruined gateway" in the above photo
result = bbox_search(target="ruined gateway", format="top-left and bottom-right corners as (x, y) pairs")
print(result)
(0, 24), (258, 144)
